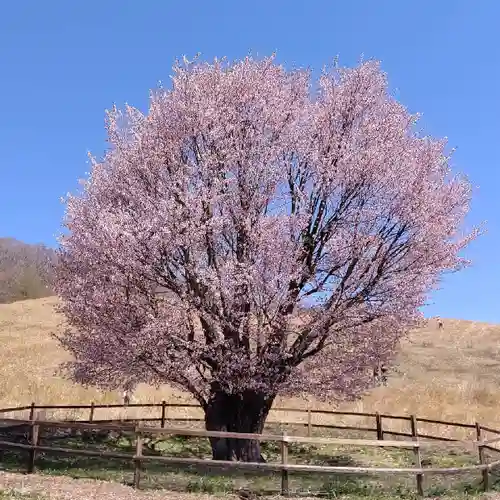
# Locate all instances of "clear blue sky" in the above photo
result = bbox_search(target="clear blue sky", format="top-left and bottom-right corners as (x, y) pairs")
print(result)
(0, 1), (498, 322)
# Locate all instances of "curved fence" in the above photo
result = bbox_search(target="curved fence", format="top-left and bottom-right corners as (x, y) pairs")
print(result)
(1, 402), (500, 497)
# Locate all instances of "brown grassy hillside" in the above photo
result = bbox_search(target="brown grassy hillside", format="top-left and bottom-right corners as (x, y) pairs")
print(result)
(1, 296), (500, 434)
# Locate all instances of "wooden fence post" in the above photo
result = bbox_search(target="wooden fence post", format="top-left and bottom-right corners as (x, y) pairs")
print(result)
(476, 422), (490, 491)
(281, 431), (289, 496)
(410, 415), (424, 497)
(375, 412), (384, 440)
(28, 402), (35, 421)
(133, 426), (143, 489)
(161, 401), (166, 428)
(27, 417), (39, 474)
(307, 407), (312, 437)
(89, 402), (95, 423)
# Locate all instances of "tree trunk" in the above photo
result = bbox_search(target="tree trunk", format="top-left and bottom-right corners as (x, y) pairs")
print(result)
(204, 385), (274, 462)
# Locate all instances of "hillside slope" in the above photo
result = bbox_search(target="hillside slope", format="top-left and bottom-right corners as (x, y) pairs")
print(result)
(1, 296), (500, 431)
(0, 238), (55, 303)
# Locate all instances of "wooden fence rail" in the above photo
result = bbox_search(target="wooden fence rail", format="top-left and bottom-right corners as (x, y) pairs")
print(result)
(2, 419), (500, 495)
(2, 403), (500, 497)
(4, 402), (495, 437)
(0, 406), (33, 413)
(4, 401), (500, 445)
(415, 417), (477, 429)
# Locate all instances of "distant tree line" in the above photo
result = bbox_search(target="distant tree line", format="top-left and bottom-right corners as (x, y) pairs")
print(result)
(0, 238), (56, 303)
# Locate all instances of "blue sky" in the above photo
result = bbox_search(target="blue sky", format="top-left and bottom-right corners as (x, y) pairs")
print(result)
(0, 1), (498, 322)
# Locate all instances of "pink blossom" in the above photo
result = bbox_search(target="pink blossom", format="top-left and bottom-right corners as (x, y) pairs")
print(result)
(55, 55), (479, 407)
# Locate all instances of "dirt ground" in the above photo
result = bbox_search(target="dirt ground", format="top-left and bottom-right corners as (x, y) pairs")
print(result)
(3, 471), (500, 500)
(0, 471), (285, 500)
(0, 471), (232, 499)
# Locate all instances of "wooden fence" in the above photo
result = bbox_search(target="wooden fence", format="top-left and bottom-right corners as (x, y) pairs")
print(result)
(2, 402), (500, 497)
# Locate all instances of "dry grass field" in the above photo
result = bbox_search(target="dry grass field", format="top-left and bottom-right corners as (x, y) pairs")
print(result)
(3, 296), (500, 499)
(1, 296), (500, 433)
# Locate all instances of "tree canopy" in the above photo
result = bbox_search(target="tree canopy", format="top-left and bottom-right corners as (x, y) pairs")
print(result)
(55, 56), (477, 460)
